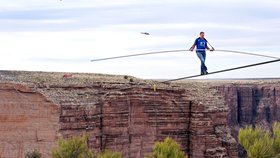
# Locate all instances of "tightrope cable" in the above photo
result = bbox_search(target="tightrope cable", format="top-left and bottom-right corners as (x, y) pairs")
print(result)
(90, 49), (280, 83)
(160, 59), (280, 83)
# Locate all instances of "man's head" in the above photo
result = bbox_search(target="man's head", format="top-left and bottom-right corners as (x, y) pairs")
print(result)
(200, 32), (204, 38)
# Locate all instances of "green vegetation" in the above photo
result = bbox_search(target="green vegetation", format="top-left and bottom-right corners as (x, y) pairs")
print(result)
(51, 135), (188, 158)
(52, 134), (93, 158)
(96, 150), (122, 158)
(25, 149), (42, 158)
(273, 123), (280, 157)
(238, 122), (280, 158)
(146, 137), (187, 158)
(123, 75), (134, 82)
(52, 134), (122, 158)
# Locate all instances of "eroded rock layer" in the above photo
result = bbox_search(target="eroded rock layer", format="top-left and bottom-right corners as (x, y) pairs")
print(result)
(0, 83), (59, 158)
(2, 71), (278, 158)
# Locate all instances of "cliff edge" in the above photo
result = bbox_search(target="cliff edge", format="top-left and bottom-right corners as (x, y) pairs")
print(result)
(0, 70), (279, 158)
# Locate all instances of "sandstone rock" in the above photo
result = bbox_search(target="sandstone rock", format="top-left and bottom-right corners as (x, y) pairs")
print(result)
(0, 83), (60, 158)
(7, 71), (280, 157)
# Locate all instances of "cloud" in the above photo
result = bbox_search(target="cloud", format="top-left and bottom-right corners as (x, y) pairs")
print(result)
(0, 0), (279, 79)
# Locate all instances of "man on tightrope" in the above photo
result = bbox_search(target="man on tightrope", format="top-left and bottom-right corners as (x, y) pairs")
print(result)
(190, 32), (214, 75)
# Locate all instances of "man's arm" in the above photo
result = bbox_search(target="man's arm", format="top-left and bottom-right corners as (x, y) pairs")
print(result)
(207, 45), (215, 51)
(190, 38), (198, 51)
(189, 44), (195, 51)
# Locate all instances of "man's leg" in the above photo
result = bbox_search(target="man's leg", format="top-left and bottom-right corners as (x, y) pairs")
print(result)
(196, 52), (207, 75)
(196, 52), (206, 74)
(202, 52), (208, 74)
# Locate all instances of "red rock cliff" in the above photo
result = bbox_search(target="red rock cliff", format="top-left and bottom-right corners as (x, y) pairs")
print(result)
(0, 83), (59, 158)
(0, 71), (257, 158)
(216, 81), (280, 136)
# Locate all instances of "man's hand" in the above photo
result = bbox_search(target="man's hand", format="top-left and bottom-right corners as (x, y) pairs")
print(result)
(189, 44), (195, 52)
(210, 48), (215, 51)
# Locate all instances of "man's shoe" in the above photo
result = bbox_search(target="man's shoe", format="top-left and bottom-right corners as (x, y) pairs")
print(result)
(205, 71), (208, 74)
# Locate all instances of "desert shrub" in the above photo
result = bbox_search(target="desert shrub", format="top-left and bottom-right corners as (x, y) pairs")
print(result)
(96, 150), (122, 158)
(146, 137), (187, 158)
(25, 149), (42, 158)
(273, 123), (280, 155)
(52, 134), (93, 158)
(238, 122), (280, 158)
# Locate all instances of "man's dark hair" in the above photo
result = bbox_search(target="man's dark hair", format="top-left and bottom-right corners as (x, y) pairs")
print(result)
(200, 31), (204, 35)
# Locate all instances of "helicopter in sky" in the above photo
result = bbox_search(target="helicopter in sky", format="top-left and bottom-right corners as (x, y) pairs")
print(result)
(141, 32), (150, 35)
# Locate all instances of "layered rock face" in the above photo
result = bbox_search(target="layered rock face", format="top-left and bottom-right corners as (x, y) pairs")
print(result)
(216, 82), (280, 137)
(5, 71), (277, 158)
(0, 83), (59, 158)
(58, 84), (191, 158)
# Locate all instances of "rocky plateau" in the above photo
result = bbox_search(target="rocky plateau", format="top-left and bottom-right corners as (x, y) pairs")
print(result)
(0, 70), (279, 158)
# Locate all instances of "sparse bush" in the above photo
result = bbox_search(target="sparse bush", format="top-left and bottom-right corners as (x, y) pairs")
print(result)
(96, 150), (122, 158)
(129, 78), (134, 82)
(273, 123), (280, 157)
(146, 137), (187, 158)
(124, 76), (128, 80)
(25, 149), (42, 158)
(52, 134), (93, 158)
(238, 122), (280, 158)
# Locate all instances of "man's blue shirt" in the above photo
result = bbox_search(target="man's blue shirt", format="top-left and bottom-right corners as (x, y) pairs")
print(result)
(194, 37), (207, 52)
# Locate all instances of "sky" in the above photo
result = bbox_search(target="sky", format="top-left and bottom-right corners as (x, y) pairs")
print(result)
(0, 0), (279, 79)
